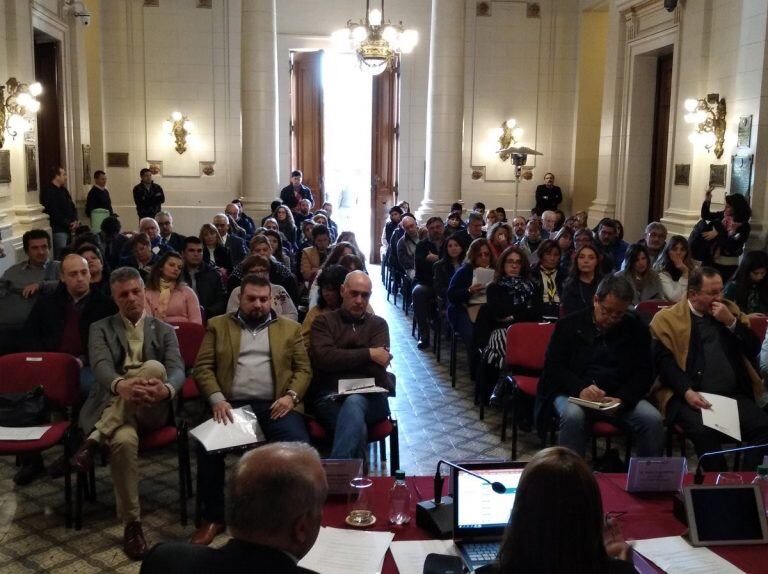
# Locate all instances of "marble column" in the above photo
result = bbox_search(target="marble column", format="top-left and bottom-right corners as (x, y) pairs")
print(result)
(241, 0), (279, 214)
(416, 0), (465, 221)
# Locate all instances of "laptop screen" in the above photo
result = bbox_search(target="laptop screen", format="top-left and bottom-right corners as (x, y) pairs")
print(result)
(685, 485), (768, 545)
(453, 462), (526, 538)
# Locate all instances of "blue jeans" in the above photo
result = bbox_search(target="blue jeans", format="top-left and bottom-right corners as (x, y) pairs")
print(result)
(311, 391), (391, 459)
(196, 399), (309, 523)
(80, 366), (94, 402)
(553, 395), (664, 458)
(52, 232), (69, 259)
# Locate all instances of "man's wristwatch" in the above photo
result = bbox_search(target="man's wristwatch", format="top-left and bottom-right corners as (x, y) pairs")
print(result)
(285, 389), (300, 405)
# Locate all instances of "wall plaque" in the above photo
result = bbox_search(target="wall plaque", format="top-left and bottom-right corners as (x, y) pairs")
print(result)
(0, 150), (10, 184)
(709, 164), (727, 188)
(25, 145), (38, 192)
(730, 154), (753, 200)
(107, 153), (130, 168)
(673, 164), (690, 186)
(737, 115), (752, 148)
(82, 144), (92, 185)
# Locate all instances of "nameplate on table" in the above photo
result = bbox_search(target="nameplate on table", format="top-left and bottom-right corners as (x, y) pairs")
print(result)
(322, 458), (364, 496)
(626, 457), (687, 493)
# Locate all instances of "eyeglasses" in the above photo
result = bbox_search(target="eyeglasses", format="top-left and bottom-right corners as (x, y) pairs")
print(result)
(597, 303), (627, 320)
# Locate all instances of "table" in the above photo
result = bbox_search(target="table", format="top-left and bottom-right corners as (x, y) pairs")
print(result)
(320, 474), (766, 574)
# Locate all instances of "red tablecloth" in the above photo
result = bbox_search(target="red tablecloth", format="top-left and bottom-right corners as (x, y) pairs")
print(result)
(321, 474), (767, 574)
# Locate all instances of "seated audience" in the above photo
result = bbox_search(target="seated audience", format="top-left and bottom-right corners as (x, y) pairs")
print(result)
(97, 217), (128, 272)
(495, 207), (507, 222)
(273, 204), (298, 247)
(301, 265), (349, 350)
(263, 228), (292, 269)
(495, 447), (635, 574)
(519, 219), (543, 265)
(485, 209), (499, 229)
(200, 222), (233, 272)
(433, 236), (465, 303)
(192, 274), (310, 545)
(540, 210), (557, 237)
(228, 236), (299, 304)
(382, 205), (404, 249)
(309, 271), (392, 460)
(155, 211), (186, 252)
(444, 209), (465, 237)
(336, 231), (366, 270)
(181, 237), (227, 319)
(487, 221), (513, 259)
(307, 241), (361, 309)
(723, 250), (768, 316)
(573, 227), (594, 251)
(615, 243), (663, 306)
(453, 212), (485, 252)
(640, 221), (668, 264)
(597, 218), (628, 271)
(213, 213), (248, 267)
(396, 214), (420, 279)
(537, 275), (664, 458)
(138, 218), (172, 256)
(225, 201), (255, 239)
(293, 198), (314, 228)
(412, 217), (445, 350)
(298, 219), (316, 250)
(530, 239), (563, 319)
(71, 267), (185, 560)
(142, 442), (326, 573)
(76, 243), (111, 298)
(653, 235), (694, 302)
(653, 267), (768, 471)
(561, 244), (602, 316)
(321, 201), (339, 240)
(226, 256), (298, 321)
(300, 224), (331, 284)
(510, 216), (526, 245)
(144, 251), (203, 325)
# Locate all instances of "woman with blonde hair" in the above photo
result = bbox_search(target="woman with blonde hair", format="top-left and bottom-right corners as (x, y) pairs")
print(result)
(200, 223), (232, 272)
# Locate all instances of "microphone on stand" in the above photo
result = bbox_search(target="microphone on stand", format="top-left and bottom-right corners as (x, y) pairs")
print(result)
(694, 442), (768, 484)
(416, 459), (508, 539)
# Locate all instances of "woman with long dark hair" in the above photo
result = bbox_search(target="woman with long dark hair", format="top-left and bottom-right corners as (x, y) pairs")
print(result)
(653, 235), (695, 302)
(273, 204), (297, 247)
(615, 243), (662, 306)
(700, 188), (752, 278)
(561, 244), (602, 315)
(497, 447), (634, 574)
(433, 236), (465, 303)
(723, 250), (768, 316)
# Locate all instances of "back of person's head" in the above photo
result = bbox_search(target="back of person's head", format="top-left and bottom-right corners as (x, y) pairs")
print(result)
(101, 216), (122, 236)
(338, 253), (364, 272)
(725, 193), (752, 222)
(226, 442), (327, 557)
(22, 229), (52, 253)
(270, 199), (283, 212)
(450, 202), (463, 212)
(311, 224), (330, 241)
(499, 447), (608, 574)
(241, 254), (272, 274)
(473, 201), (486, 212)
(467, 211), (484, 225)
(595, 274), (634, 304)
(316, 264), (349, 309)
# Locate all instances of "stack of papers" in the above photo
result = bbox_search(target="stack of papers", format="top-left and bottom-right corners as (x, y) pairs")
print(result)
(332, 378), (389, 398)
(298, 527), (394, 574)
(189, 407), (266, 453)
(699, 393), (741, 441)
(633, 536), (746, 574)
(390, 540), (459, 574)
(0, 426), (51, 441)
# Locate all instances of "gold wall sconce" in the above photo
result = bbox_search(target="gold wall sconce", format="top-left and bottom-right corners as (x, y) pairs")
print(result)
(496, 118), (524, 162)
(163, 111), (193, 155)
(684, 94), (726, 159)
(0, 78), (42, 148)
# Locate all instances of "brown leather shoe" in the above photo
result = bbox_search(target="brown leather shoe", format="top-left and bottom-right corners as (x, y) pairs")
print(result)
(123, 520), (148, 560)
(190, 521), (226, 545)
(70, 438), (100, 473)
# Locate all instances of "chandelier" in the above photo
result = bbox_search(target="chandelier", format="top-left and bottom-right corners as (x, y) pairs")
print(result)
(332, 0), (418, 76)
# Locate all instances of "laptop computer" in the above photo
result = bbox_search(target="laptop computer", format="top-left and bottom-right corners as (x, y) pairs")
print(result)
(452, 461), (527, 571)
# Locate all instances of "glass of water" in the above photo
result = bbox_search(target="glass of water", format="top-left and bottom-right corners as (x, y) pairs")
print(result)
(715, 472), (743, 486)
(346, 477), (375, 527)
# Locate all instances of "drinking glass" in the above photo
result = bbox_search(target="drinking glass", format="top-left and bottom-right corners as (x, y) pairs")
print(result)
(715, 472), (743, 486)
(346, 477), (375, 527)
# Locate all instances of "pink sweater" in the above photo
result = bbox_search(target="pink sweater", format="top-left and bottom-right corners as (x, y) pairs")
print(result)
(144, 285), (203, 325)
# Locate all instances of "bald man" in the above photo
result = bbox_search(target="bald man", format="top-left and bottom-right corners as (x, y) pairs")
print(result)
(18, 254), (116, 485)
(309, 271), (393, 460)
(142, 443), (326, 573)
(213, 213), (247, 266)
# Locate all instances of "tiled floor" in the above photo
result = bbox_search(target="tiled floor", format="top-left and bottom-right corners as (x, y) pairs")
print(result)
(0, 264), (544, 572)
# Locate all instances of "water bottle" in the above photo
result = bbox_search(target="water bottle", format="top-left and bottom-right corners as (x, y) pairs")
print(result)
(388, 469), (411, 525)
(751, 465), (768, 517)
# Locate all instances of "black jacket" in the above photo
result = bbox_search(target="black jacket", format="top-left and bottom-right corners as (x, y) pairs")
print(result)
(140, 539), (318, 574)
(40, 184), (77, 233)
(452, 229), (485, 252)
(280, 183), (314, 209)
(433, 258), (460, 301)
(534, 184), (563, 214)
(224, 234), (248, 266)
(85, 186), (114, 217)
(414, 239), (441, 286)
(100, 233), (130, 270)
(536, 307), (653, 436)
(183, 263), (226, 319)
(161, 232), (186, 253)
(23, 285), (117, 355)
(132, 182), (165, 218)
(203, 245), (233, 273)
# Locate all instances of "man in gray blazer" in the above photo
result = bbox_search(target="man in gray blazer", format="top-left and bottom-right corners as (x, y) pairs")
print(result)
(72, 266), (184, 560)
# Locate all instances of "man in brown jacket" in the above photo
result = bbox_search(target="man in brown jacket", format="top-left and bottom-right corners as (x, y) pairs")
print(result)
(191, 274), (311, 545)
(309, 271), (392, 460)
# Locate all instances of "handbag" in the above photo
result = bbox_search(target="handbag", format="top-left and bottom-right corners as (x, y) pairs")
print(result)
(0, 385), (49, 427)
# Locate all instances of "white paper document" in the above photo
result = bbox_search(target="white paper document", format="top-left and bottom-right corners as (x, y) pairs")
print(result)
(298, 526), (394, 574)
(189, 406), (266, 452)
(0, 425), (51, 441)
(633, 536), (745, 574)
(390, 540), (459, 574)
(699, 393), (742, 441)
(335, 378), (389, 396)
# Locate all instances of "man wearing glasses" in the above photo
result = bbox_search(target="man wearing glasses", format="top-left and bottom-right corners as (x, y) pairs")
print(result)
(536, 275), (664, 458)
(652, 267), (768, 472)
(308, 271), (393, 460)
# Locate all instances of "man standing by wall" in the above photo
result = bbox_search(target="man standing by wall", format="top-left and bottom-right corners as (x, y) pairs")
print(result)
(40, 166), (78, 257)
(133, 168), (165, 219)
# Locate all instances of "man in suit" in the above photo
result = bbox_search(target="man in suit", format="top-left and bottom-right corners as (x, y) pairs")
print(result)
(181, 237), (227, 319)
(191, 274), (311, 545)
(279, 169), (314, 213)
(213, 213), (247, 267)
(85, 170), (115, 219)
(155, 211), (186, 252)
(140, 442), (326, 574)
(133, 168), (165, 219)
(71, 266), (185, 560)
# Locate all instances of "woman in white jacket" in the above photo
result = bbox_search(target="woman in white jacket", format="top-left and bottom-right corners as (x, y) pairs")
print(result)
(653, 235), (696, 302)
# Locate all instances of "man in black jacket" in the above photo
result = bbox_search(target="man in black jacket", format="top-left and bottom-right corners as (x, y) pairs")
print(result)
(132, 168), (165, 218)
(536, 275), (664, 458)
(213, 213), (247, 266)
(40, 166), (78, 257)
(279, 170), (314, 213)
(141, 442), (326, 574)
(155, 211), (186, 252)
(85, 170), (115, 219)
(413, 217), (444, 350)
(18, 254), (116, 485)
(452, 212), (486, 252)
(181, 237), (226, 319)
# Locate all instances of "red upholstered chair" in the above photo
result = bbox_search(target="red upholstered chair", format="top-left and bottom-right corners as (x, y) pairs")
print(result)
(748, 316), (768, 343)
(635, 299), (672, 324)
(590, 420), (632, 465)
(169, 321), (206, 402)
(501, 322), (556, 459)
(0, 353), (80, 528)
(306, 417), (400, 476)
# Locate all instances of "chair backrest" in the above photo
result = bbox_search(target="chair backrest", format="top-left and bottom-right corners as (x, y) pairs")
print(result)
(635, 299), (672, 323)
(169, 321), (206, 368)
(749, 316), (768, 343)
(505, 322), (556, 371)
(0, 353), (80, 409)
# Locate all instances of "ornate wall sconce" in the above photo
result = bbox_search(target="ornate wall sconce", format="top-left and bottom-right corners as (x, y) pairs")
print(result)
(684, 94), (726, 159)
(163, 111), (193, 155)
(496, 118), (524, 162)
(0, 78), (42, 148)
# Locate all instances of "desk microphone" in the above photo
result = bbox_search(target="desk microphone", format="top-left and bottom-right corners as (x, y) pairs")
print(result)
(694, 442), (768, 484)
(416, 459), (508, 539)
